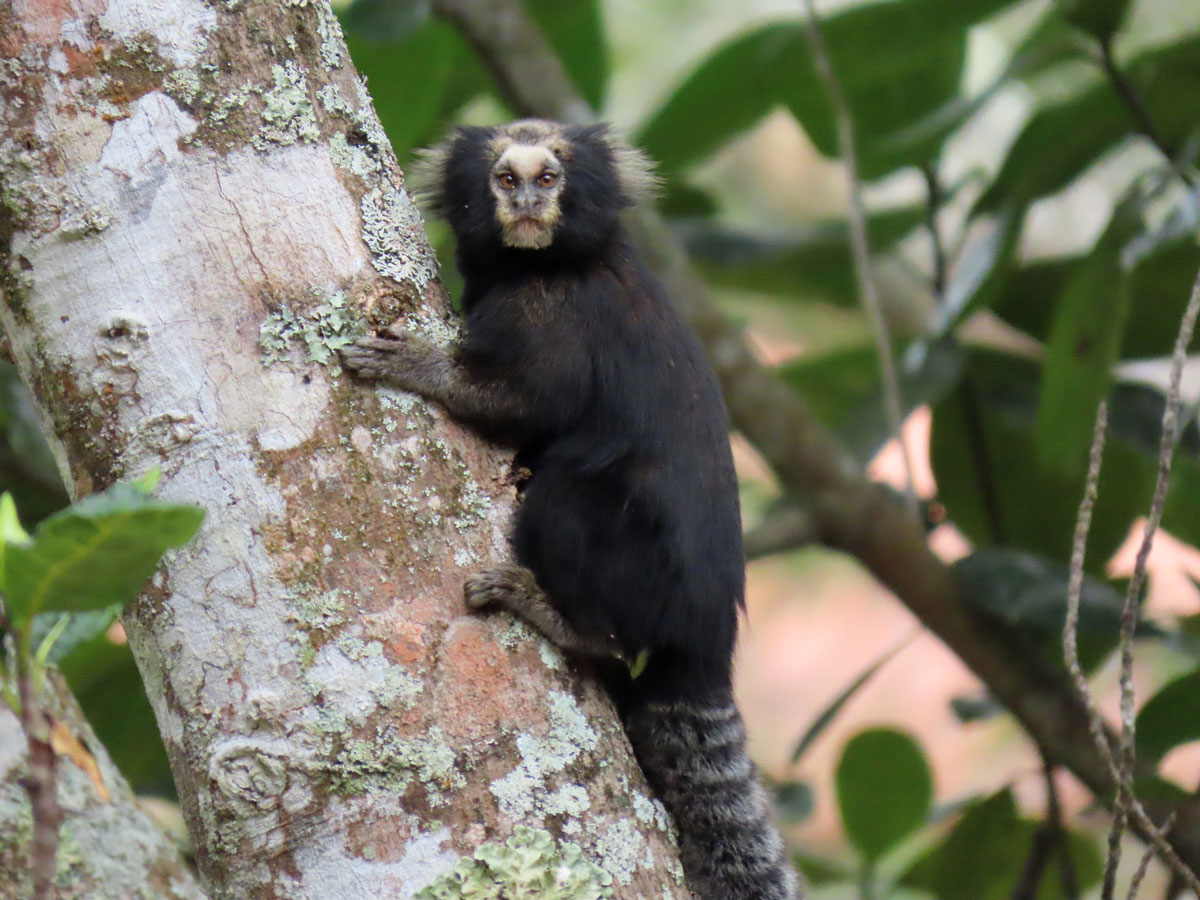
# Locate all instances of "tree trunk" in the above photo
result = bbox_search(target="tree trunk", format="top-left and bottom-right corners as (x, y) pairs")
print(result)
(0, 1), (689, 897)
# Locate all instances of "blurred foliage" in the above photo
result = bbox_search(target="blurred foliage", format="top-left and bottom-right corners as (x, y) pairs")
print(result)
(0, 475), (202, 797)
(1, 0), (1197, 885)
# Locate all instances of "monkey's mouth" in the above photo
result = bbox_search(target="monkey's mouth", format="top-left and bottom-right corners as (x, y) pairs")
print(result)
(504, 216), (555, 249)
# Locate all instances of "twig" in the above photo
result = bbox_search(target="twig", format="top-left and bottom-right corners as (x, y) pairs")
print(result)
(15, 624), (59, 900)
(1046, 762), (1080, 900)
(1064, 270), (1200, 896)
(1128, 815), (1177, 900)
(798, 0), (917, 515)
(1096, 38), (1195, 188)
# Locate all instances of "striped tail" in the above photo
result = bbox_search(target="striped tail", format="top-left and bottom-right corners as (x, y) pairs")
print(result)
(622, 694), (802, 900)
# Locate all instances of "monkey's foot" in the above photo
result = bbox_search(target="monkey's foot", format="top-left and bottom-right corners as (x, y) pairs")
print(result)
(464, 565), (619, 658)
(463, 564), (540, 611)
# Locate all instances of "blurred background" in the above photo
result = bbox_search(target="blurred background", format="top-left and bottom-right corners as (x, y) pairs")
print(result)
(3, 0), (1199, 896)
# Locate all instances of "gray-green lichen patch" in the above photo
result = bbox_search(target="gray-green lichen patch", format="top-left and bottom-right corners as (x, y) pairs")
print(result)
(490, 691), (599, 822)
(329, 132), (380, 180)
(414, 826), (614, 900)
(259, 287), (364, 369)
(360, 186), (439, 290)
(333, 725), (464, 803)
(593, 818), (647, 887)
(304, 635), (422, 733)
(255, 62), (320, 150)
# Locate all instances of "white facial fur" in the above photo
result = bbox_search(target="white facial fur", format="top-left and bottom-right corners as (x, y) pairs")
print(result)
(489, 142), (566, 249)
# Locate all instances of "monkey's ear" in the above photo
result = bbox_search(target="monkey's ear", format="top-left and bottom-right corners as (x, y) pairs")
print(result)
(406, 136), (456, 215)
(604, 130), (663, 208)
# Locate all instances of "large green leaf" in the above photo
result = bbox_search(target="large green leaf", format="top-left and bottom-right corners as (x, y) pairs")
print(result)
(637, 0), (1021, 180)
(1034, 227), (1132, 476)
(1, 480), (204, 622)
(1136, 668), (1200, 764)
(930, 349), (1200, 565)
(901, 789), (1102, 900)
(524, 0), (607, 111)
(835, 728), (933, 861)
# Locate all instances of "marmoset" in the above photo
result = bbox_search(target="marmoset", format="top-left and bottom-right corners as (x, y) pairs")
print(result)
(341, 119), (799, 900)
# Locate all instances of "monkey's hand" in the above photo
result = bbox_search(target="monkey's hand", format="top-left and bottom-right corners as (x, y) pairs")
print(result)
(339, 334), (450, 397)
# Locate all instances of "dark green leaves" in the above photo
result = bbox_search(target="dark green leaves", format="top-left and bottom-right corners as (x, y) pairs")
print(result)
(0, 478), (204, 623)
(930, 349), (1200, 564)
(835, 728), (933, 861)
(1136, 668), (1200, 764)
(902, 789), (1102, 900)
(1054, 0), (1131, 41)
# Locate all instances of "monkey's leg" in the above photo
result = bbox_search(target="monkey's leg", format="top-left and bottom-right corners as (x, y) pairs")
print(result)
(341, 336), (530, 426)
(465, 564), (620, 658)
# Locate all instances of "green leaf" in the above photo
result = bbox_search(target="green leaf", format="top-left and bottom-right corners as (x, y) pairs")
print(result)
(1034, 229), (1132, 476)
(990, 235), (1200, 360)
(28, 605), (122, 665)
(524, 0), (607, 111)
(1054, 0), (1131, 42)
(793, 852), (853, 886)
(930, 349), (1200, 565)
(953, 547), (1161, 671)
(835, 728), (933, 861)
(791, 638), (909, 763)
(0, 492), (30, 546)
(1, 480), (204, 622)
(901, 789), (1103, 900)
(58, 630), (176, 796)
(1136, 668), (1200, 764)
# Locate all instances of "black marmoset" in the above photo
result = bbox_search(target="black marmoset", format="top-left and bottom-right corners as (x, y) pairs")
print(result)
(341, 119), (799, 900)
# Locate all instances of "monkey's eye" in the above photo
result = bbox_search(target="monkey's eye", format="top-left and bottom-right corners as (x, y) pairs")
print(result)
(496, 173), (516, 190)
(538, 171), (558, 188)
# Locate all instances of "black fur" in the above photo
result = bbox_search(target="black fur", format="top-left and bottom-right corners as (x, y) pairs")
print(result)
(344, 121), (798, 900)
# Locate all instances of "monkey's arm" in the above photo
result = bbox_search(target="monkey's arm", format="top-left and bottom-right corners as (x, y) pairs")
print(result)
(341, 335), (535, 430)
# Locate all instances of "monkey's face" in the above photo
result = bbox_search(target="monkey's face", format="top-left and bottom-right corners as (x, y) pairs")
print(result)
(488, 143), (566, 250)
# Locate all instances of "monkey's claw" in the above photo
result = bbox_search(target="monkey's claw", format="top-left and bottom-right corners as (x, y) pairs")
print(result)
(338, 336), (403, 379)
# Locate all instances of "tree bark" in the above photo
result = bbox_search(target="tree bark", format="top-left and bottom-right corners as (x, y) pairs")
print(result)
(0, 1), (689, 898)
(0, 673), (205, 899)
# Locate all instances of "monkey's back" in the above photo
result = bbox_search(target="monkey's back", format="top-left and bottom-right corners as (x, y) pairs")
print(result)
(460, 240), (742, 691)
